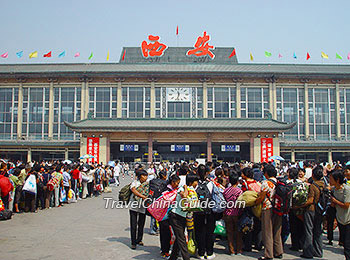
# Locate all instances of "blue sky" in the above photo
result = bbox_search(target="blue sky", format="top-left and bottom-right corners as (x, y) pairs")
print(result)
(1, 0), (349, 64)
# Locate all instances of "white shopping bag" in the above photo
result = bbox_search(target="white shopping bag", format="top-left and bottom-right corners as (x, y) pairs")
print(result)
(22, 174), (37, 194)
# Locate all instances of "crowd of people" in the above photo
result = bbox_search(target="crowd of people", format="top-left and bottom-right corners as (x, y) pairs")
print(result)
(127, 161), (350, 260)
(0, 159), (125, 216)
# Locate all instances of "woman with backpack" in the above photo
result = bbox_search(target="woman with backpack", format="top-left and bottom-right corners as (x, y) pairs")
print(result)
(288, 167), (308, 251)
(193, 164), (216, 260)
(297, 165), (326, 259)
(158, 174), (180, 258)
(255, 164), (283, 260)
(168, 174), (199, 260)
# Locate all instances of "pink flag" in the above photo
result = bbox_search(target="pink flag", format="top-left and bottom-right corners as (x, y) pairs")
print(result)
(74, 52), (80, 57)
(348, 53), (350, 60)
(1, 52), (8, 58)
(278, 53), (282, 58)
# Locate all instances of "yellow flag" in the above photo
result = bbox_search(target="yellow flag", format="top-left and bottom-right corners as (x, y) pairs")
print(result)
(106, 50), (110, 61)
(321, 52), (329, 59)
(250, 52), (254, 61)
(29, 51), (38, 58)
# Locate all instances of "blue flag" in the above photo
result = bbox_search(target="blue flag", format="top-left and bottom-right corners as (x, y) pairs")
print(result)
(16, 51), (23, 58)
(58, 51), (66, 58)
(293, 52), (297, 59)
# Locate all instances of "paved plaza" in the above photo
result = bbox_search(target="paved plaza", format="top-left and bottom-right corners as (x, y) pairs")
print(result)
(0, 177), (346, 260)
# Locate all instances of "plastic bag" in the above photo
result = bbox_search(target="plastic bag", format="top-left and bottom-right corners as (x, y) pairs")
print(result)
(147, 189), (177, 222)
(214, 220), (227, 237)
(68, 189), (73, 199)
(187, 231), (196, 255)
(60, 188), (66, 203)
(23, 174), (37, 194)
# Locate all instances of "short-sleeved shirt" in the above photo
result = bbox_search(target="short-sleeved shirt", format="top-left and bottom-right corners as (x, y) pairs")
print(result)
(334, 184), (350, 225)
(223, 186), (243, 216)
(62, 171), (71, 187)
(261, 177), (277, 211)
(171, 186), (187, 218)
(18, 169), (28, 186)
(129, 180), (147, 214)
(307, 180), (325, 211)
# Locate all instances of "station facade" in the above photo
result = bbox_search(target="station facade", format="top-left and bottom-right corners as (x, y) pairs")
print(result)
(0, 46), (350, 163)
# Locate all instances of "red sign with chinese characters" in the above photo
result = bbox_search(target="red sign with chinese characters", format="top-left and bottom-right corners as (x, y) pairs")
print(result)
(87, 137), (99, 164)
(141, 35), (168, 58)
(186, 31), (215, 59)
(261, 138), (273, 163)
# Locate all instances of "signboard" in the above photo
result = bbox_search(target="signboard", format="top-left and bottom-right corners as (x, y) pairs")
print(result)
(221, 145), (240, 152)
(120, 144), (139, 152)
(87, 137), (99, 163)
(171, 145), (190, 152)
(261, 138), (273, 163)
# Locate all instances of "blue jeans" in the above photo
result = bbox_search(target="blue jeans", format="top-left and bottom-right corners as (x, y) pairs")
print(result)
(150, 216), (158, 234)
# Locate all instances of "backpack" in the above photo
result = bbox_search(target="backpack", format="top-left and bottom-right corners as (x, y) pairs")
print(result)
(118, 183), (131, 204)
(149, 179), (167, 200)
(269, 178), (293, 216)
(211, 184), (226, 213)
(291, 181), (309, 207)
(238, 209), (254, 234)
(196, 180), (212, 214)
(0, 209), (13, 221)
(313, 181), (331, 216)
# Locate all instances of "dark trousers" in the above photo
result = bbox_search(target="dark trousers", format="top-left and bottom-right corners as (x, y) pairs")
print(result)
(129, 210), (146, 246)
(303, 210), (323, 258)
(326, 206), (337, 242)
(338, 223), (350, 260)
(194, 213), (216, 257)
(159, 219), (171, 254)
(24, 192), (36, 212)
(243, 216), (263, 251)
(289, 210), (305, 250)
(64, 186), (70, 203)
(36, 187), (45, 209)
(14, 185), (23, 208)
(44, 188), (52, 209)
(1, 194), (9, 209)
(87, 182), (94, 197)
(169, 212), (190, 260)
(223, 215), (243, 254)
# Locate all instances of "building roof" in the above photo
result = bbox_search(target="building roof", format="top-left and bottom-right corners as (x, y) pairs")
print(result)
(1, 63), (350, 79)
(281, 140), (350, 148)
(64, 118), (295, 133)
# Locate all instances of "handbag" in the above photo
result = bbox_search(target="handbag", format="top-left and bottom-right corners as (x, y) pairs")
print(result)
(0, 198), (4, 212)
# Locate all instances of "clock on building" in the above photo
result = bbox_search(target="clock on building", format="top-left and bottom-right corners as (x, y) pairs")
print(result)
(167, 87), (191, 102)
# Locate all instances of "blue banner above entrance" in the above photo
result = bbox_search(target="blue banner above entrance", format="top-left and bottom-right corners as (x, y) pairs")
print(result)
(221, 145), (240, 152)
(171, 145), (190, 152)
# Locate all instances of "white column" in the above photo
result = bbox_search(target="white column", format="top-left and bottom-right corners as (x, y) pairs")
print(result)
(236, 82), (241, 118)
(304, 83), (310, 139)
(48, 81), (54, 139)
(203, 82), (208, 118)
(335, 83), (341, 139)
(17, 83), (23, 139)
(27, 148), (32, 163)
(150, 81), (156, 118)
(117, 81), (122, 118)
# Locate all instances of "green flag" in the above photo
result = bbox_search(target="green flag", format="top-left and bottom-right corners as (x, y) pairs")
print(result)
(88, 52), (93, 60)
(336, 53), (343, 60)
(265, 51), (272, 57)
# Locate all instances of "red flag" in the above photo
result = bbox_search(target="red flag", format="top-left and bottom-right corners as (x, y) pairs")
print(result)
(43, 51), (52, 58)
(176, 25), (179, 35)
(228, 48), (236, 58)
(306, 52), (310, 60)
(122, 49), (126, 61)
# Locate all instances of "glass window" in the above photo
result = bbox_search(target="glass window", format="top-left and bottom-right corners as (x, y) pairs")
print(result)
(214, 87), (229, 118)
(0, 88), (18, 140)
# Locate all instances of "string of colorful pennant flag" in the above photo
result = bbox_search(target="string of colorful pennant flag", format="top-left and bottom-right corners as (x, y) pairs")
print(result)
(1, 49), (349, 62)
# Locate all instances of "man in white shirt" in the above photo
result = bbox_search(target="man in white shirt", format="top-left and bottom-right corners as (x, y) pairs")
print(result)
(113, 161), (121, 186)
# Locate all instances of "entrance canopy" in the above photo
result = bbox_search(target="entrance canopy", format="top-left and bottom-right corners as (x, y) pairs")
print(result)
(65, 118), (295, 133)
